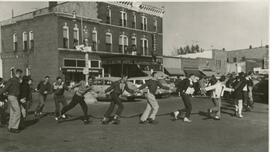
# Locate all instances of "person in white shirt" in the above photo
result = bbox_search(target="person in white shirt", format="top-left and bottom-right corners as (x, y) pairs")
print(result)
(202, 76), (234, 120)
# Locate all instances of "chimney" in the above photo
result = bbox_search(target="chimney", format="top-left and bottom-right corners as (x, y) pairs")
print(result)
(249, 45), (252, 49)
(49, 1), (57, 10)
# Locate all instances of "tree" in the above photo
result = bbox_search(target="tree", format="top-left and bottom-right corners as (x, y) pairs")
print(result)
(195, 44), (200, 52)
(185, 45), (191, 54)
(179, 47), (184, 54)
(191, 45), (195, 53)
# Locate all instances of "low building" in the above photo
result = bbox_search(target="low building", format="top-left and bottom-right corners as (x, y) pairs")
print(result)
(226, 46), (268, 73)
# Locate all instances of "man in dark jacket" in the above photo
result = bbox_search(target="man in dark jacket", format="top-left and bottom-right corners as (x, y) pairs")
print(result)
(102, 75), (135, 125)
(53, 77), (68, 120)
(138, 72), (170, 124)
(35, 76), (52, 117)
(171, 73), (196, 123)
(0, 69), (23, 133)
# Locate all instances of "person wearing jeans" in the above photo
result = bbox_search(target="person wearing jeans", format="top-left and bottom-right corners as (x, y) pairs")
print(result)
(204, 76), (234, 120)
(35, 76), (52, 117)
(60, 76), (95, 124)
(0, 69), (22, 133)
(53, 77), (68, 120)
(102, 75), (134, 125)
(172, 73), (196, 123)
(138, 72), (170, 124)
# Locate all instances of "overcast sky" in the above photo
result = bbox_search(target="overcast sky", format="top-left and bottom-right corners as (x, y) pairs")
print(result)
(0, 1), (268, 55)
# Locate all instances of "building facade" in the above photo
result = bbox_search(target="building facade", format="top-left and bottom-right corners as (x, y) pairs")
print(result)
(0, 2), (164, 83)
(226, 46), (269, 73)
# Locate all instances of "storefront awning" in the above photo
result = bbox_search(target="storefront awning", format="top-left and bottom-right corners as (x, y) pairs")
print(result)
(200, 70), (216, 77)
(184, 69), (205, 78)
(164, 68), (185, 76)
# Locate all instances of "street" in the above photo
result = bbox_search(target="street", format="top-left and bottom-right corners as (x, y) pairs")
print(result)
(0, 94), (268, 152)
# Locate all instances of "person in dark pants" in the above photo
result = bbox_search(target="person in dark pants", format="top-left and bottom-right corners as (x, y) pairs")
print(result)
(59, 76), (95, 124)
(53, 77), (68, 121)
(0, 78), (8, 127)
(19, 76), (32, 129)
(172, 73), (196, 123)
(35, 76), (52, 117)
(102, 75), (135, 125)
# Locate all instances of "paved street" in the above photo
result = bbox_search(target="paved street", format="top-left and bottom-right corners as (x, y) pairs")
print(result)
(0, 94), (268, 152)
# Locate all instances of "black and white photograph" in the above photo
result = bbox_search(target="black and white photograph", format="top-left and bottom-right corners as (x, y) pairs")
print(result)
(0, 0), (268, 152)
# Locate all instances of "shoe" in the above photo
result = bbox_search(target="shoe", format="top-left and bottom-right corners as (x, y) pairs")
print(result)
(54, 117), (59, 121)
(183, 117), (192, 123)
(8, 128), (20, 134)
(208, 109), (212, 116)
(139, 120), (148, 124)
(214, 116), (220, 120)
(238, 114), (243, 118)
(148, 118), (158, 124)
(111, 119), (120, 125)
(101, 117), (110, 125)
(83, 119), (91, 125)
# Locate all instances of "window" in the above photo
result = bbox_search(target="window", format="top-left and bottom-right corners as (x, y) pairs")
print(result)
(22, 32), (28, 51)
(132, 13), (136, 28)
(120, 11), (127, 27)
(227, 58), (229, 62)
(119, 34), (128, 53)
(92, 28), (97, 51)
(29, 31), (34, 50)
(241, 57), (246, 61)
(13, 33), (17, 51)
(107, 7), (111, 24)
(91, 60), (100, 68)
(153, 19), (157, 32)
(140, 38), (148, 55)
(105, 32), (112, 52)
(233, 57), (237, 62)
(63, 22), (69, 48)
(141, 16), (147, 31)
(131, 35), (137, 55)
(77, 60), (85, 67)
(83, 26), (89, 46)
(73, 24), (79, 48)
(64, 59), (76, 67)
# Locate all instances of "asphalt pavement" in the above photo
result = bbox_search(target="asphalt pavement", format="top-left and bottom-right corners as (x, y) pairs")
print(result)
(0, 93), (268, 152)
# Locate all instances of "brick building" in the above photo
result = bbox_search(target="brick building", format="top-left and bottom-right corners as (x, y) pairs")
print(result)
(0, 2), (164, 83)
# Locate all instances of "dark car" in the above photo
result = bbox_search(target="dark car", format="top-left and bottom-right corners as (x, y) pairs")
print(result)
(253, 75), (268, 103)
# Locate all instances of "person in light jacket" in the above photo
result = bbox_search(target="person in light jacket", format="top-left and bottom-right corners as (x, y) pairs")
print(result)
(203, 76), (234, 120)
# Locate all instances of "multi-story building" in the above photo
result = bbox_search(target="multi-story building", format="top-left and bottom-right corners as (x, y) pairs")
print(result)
(0, 2), (164, 83)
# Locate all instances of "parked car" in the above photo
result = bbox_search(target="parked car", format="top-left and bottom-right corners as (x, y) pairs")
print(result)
(253, 75), (268, 104)
(128, 76), (173, 98)
(92, 77), (138, 101)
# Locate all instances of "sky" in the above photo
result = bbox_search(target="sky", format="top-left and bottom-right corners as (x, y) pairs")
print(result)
(0, 1), (268, 55)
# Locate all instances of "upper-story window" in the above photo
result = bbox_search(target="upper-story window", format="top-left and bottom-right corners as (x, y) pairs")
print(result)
(131, 35), (137, 55)
(29, 31), (34, 50)
(132, 12), (136, 28)
(241, 56), (246, 61)
(83, 26), (89, 46)
(107, 6), (111, 24)
(120, 11), (127, 27)
(153, 18), (157, 32)
(105, 31), (112, 52)
(141, 15), (147, 31)
(119, 34), (128, 54)
(233, 57), (237, 62)
(63, 22), (69, 48)
(140, 37), (148, 55)
(73, 24), (79, 48)
(13, 33), (17, 51)
(22, 32), (28, 51)
(92, 27), (97, 51)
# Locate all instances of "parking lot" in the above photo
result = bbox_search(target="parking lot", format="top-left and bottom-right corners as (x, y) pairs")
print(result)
(0, 94), (268, 152)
